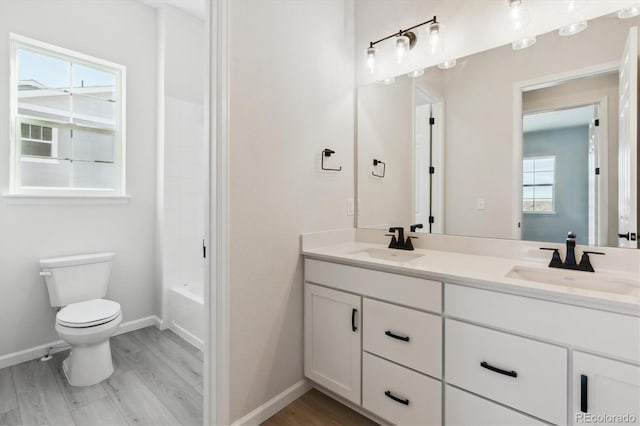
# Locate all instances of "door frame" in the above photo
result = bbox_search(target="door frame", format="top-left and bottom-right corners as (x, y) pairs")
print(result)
(511, 61), (619, 241)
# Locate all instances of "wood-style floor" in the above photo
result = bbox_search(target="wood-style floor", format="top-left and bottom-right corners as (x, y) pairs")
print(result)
(262, 389), (379, 426)
(0, 326), (203, 426)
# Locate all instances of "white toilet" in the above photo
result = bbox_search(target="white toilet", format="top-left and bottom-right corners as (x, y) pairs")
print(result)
(39, 252), (122, 387)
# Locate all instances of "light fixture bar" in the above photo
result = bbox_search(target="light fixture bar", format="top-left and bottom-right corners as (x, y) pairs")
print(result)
(368, 16), (439, 48)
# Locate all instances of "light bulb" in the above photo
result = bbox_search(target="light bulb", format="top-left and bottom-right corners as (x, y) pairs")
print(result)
(364, 46), (376, 75)
(427, 23), (443, 55)
(559, 21), (587, 36)
(395, 35), (410, 64)
(512, 36), (536, 50)
(407, 69), (424, 78)
(508, 0), (530, 31)
(618, 6), (640, 19)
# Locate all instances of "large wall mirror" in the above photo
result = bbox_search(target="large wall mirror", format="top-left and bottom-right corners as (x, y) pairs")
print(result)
(356, 11), (639, 248)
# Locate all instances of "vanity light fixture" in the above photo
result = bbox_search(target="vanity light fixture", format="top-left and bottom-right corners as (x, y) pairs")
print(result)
(559, 21), (587, 36)
(512, 36), (537, 50)
(508, 0), (531, 31)
(407, 68), (425, 78)
(618, 6), (640, 19)
(427, 22), (443, 56)
(437, 59), (457, 69)
(364, 16), (441, 75)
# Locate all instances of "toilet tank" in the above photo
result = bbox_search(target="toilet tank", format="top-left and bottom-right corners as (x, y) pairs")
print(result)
(39, 252), (115, 307)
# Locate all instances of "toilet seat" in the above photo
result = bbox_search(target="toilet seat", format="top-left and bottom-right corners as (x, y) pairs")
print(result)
(57, 299), (121, 328)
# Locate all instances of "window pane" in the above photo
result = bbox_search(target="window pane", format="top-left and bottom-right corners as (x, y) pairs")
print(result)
(523, 186), (534, 199)
(73, 128), (114, 162)
(19, 92), (72, 122)
(31, 125), (42, 140)
(21, 123), (29, 138)
(42, 126), (53, 141)
(72, 93), (116, 129)
(17, 49), (70, 89)
(534, 157), (554, 172)
(535, 199), (553, 212)
(535, 171), (554, 185)
(523, 172), (534, 185)
(523, 200), (534, 212)
(21, 158), (71, 188)
(22, 140), (52, 157)
(73, 161), (114, 189)
(72, 63), (116, 89)
(523, 159), (534, 172)
(535, 186), (553, 199)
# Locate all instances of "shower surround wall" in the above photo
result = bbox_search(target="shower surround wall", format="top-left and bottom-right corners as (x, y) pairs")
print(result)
(155, 5), (206, 332)
(0, 0), (158, 362)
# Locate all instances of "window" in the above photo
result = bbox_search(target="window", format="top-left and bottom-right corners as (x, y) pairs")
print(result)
(523, 156), (555, 213)
(10, 34), (126, 195)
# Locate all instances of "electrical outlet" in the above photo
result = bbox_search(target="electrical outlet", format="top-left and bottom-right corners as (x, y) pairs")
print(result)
(347, 198), (354, 216)
(476, 198), (485, 210)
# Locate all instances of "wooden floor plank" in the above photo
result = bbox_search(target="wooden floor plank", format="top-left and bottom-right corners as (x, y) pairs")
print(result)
(0, 368), (18, 415)
(11, 359), (75, 426)
(48, 351), (108, 410)
(261, 389), (378, 426)
(131, 327), (203, 386)
(103, 371), (180, 426)
(0, 408), (22, 426)
(69, 396), (127, 426)
(124, 348), (203, 426)
(193, 381), (203, 396)
(110, 333), (144, 357)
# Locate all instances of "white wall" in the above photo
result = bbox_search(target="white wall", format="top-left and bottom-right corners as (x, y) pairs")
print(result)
(228, 0), (355, 421)
(0, 0), (158, 357)
(357, 77), (413, 228)
(156, 5), (205, 328)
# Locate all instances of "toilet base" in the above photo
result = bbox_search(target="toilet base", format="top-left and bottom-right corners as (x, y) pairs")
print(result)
(63, 340), (115, 387)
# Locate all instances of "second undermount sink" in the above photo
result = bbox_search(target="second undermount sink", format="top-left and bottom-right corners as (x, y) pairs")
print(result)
(349, 247), (425, 262)
(506, 265), (638, 296)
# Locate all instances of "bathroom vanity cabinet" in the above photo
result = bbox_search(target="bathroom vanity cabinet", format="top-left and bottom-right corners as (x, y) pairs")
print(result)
(303, 257), (640, 426)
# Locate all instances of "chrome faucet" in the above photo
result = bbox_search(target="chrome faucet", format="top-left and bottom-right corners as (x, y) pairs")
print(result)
(540, 232), (605, 272)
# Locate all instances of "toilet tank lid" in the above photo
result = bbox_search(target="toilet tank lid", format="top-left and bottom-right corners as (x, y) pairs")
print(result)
(40, 252), (116, 268)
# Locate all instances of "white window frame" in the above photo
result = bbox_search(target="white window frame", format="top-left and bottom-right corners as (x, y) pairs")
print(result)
(9, 33), (127, 197)
(522, 155), (556, 214)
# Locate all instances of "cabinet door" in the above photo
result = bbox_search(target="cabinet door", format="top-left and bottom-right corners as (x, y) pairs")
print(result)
(573, 352), (640, 425)
(304, 283), (361, 404)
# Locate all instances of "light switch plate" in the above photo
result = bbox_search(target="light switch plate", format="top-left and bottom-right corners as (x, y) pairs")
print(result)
(476, 198), (485, 210)
(347, 198), (354, 216)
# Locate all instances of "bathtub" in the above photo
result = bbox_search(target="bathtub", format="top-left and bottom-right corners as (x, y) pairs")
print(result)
(169, 283), (204, 350)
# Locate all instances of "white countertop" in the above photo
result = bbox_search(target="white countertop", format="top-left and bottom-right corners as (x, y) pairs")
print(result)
(302, 241), (640, 316)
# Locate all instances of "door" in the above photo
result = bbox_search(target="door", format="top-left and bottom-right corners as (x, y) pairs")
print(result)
(414, 101), (431, 229)
(572, 351), (640, 425)
(618, 26), (638, 248)
(304, 283), (361, 404)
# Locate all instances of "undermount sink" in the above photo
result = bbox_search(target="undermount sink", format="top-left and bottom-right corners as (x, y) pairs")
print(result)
(349, 247), (425, 262)
(506, 265), (638, 296)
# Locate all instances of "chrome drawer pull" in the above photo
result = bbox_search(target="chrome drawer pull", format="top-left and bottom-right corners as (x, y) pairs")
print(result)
(480, 361), (518, 378)
(384, 390), (409, 406)
(385, 330), (410, 342)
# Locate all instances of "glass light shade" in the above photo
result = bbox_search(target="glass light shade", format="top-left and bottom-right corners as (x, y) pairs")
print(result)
(618, 6), (640, 19)
(407, 69), (424, 78)
(512, 36), (537, 50)
(559, 21), (587, 36)
(395, 35), (410, 64)
(427, 23), (443, 55)
(364, 46), (376, 74)
(437, 59), (457, 70)
(508, 0), (531, 31)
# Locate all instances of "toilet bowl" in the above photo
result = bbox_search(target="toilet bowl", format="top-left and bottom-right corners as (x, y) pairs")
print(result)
(55, 298), (122, 386)
(40, 252), (121, 387)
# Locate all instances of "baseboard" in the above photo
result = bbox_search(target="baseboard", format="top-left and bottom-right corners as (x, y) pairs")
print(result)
(169, 322), (204, 351)
(0, 315), (161, 370)
(232, 379), (312, 426)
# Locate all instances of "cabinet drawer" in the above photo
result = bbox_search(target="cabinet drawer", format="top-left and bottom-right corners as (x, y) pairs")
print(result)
(445, 283), (640, 362)
(305, 259), (442, 312)
(363, 352), (441, 426)
(445, 385), (546, 425)
(445, 320), (567, 425)
(363, 298), (442, 377)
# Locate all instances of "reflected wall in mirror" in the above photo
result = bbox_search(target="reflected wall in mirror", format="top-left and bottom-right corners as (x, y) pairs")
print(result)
(356, 12), (639, 248)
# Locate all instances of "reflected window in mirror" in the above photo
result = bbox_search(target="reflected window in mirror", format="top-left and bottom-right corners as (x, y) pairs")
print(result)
(523, 157), (555, 214)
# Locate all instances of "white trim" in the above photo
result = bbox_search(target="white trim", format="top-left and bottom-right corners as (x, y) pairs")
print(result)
(512, 61), (619, 240)
(0, 315), (160, 370)
(169, 322), (204, 351)
(231, 380), (313, 426)
(2, 193), (131, 205)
